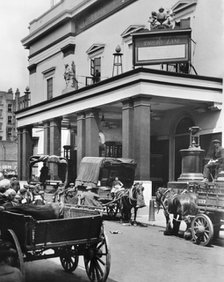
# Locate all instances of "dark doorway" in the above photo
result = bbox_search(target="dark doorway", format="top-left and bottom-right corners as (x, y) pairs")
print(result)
(151, 137), (169, 195)
(174, 117), (194, 180)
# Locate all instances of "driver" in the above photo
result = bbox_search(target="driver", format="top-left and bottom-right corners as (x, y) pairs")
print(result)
(202, 139), (224, 182)
(111, 177), (124, 198)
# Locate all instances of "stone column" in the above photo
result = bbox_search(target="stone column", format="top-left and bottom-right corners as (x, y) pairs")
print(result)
(77, 113), (86, 168)
(17, 128), (23, 180)
(85, 110), (99, 157)
(49, 118), (61, 179)
(70, 127), (77, 180)
(133, 96), (151, 180)
(43, 121), (50, 155)
(122, 99), (134, 158)
(22, 126), (33, 180)
(70, 127), (77, 151)
(49, 118), (61, 156)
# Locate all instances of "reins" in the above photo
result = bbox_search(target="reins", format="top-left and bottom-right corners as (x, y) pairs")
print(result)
(102, 189), (129, 206)
(128, 187), (137, 204)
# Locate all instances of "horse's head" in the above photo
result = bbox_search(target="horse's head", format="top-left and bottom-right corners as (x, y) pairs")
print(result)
(155, 187), (171, 212)
(134, 182), (144, 194)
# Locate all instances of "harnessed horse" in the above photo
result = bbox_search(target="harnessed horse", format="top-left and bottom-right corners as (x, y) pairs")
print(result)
(115, 183), (145, 225)
(155, 187), (198, 237)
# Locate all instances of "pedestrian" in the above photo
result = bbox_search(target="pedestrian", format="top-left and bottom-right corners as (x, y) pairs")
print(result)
(202, 139), (224, 181)
(10, 179), (20, 193)
(39, 162), (49, 190)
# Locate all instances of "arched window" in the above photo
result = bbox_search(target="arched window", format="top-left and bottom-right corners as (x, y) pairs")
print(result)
(175, 117), (194, 135)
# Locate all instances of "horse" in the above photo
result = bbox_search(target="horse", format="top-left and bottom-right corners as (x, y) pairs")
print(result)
(155, 187), (198, 238)
(115, 182), (145, 225)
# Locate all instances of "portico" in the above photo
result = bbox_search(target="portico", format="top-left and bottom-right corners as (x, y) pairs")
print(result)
(16, 68), (222, 185)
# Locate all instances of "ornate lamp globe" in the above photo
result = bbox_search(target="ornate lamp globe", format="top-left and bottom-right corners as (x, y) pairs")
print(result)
(115, 45), (121, 53)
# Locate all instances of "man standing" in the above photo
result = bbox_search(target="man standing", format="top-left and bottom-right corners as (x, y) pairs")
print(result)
(202, 139), (224, 181)
(40, 163), (49, 190)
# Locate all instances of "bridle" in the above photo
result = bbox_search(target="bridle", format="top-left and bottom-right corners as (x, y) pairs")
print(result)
(128, 186), (138, 204)
(156, 188), (172, 215)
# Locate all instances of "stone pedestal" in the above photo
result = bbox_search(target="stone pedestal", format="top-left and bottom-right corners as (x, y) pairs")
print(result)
(178, 147), (205, 181)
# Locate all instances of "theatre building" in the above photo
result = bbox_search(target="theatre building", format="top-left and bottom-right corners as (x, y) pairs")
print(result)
(17, 0), (223, 193)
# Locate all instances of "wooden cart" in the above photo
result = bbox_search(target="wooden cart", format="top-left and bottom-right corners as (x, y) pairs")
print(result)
(0, 205), (111, 282)
(73, 157), (137, 218)
(190, 181), (224, 246)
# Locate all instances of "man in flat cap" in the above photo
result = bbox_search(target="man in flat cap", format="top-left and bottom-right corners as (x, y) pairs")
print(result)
(202, 139), (224, 181)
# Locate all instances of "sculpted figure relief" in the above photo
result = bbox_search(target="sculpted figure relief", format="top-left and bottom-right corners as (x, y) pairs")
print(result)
(64, 61), (78, 89)
(148, 8), (175, 30)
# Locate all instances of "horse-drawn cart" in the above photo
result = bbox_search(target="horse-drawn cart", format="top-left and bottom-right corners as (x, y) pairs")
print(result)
(156, 126), (224, 246)
(67, 157), (137, 218)
(0, 205), (111, 282)
(190, 180), (224, 246)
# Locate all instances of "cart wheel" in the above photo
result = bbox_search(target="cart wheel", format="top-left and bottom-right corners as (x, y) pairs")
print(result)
(106, 203), (118, 218)
(84, 232), (111, 282)
(7, 229), (25, 282)
(60, 248), (79, 272)
(191, 214), (214, 246)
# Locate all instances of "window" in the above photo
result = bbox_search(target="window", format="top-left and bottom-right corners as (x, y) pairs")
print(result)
(91, 57), (101, 83)
(86, 44), (104, 85)
(8, 116), (12, 124)
(7, 128), (12, 139)
(0, 123), (2, 130)
(42, 67), (55, 100)
(47, 77), (53, 100)
(0, 109), (2, 117)
(8, 104), (12, 112)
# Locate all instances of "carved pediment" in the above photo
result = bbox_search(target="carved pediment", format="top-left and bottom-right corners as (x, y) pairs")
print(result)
(86, 44), (105, 55)
(121, 25), (146, 38)
(172, 0), (197, 13)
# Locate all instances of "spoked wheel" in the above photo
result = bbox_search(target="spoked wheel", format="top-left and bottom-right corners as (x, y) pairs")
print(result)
(7, 229), (25, 282)
(191, 214), (214, 246)
(60, 247), (79, 272)
(106, 203), (118, 218)
(84, 232), (111, 282)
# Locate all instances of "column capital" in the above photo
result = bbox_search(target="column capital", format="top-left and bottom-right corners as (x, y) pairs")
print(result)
(133, 95), (151, 108)
(77, 112), (86, 121)
(85, 108), (100, 119)
(49, 117), (62, 127)
(122, 99), (133, 110)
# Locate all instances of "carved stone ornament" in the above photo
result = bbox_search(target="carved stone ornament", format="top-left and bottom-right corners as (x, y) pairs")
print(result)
(64, 61), (78, 90)
(148, 7), (175, 30)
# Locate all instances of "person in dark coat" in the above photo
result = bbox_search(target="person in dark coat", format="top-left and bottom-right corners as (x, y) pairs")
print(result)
(40, 163), (49, 190)
(80, 186), (102, 207)
(202, 139), (224, 181)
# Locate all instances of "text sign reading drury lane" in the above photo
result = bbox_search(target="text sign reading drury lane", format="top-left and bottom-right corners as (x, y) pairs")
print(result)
(132, 29), (191, 66)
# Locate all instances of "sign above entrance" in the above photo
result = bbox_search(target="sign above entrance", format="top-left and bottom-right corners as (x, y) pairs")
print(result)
(132, 29), (191, 66)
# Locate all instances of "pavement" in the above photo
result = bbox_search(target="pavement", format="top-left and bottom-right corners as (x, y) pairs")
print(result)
(136, 202), (166, 228)
(135, 200), (189, 232)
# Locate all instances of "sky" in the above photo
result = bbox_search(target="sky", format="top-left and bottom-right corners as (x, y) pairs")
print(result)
(0, 0), (51, 93)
